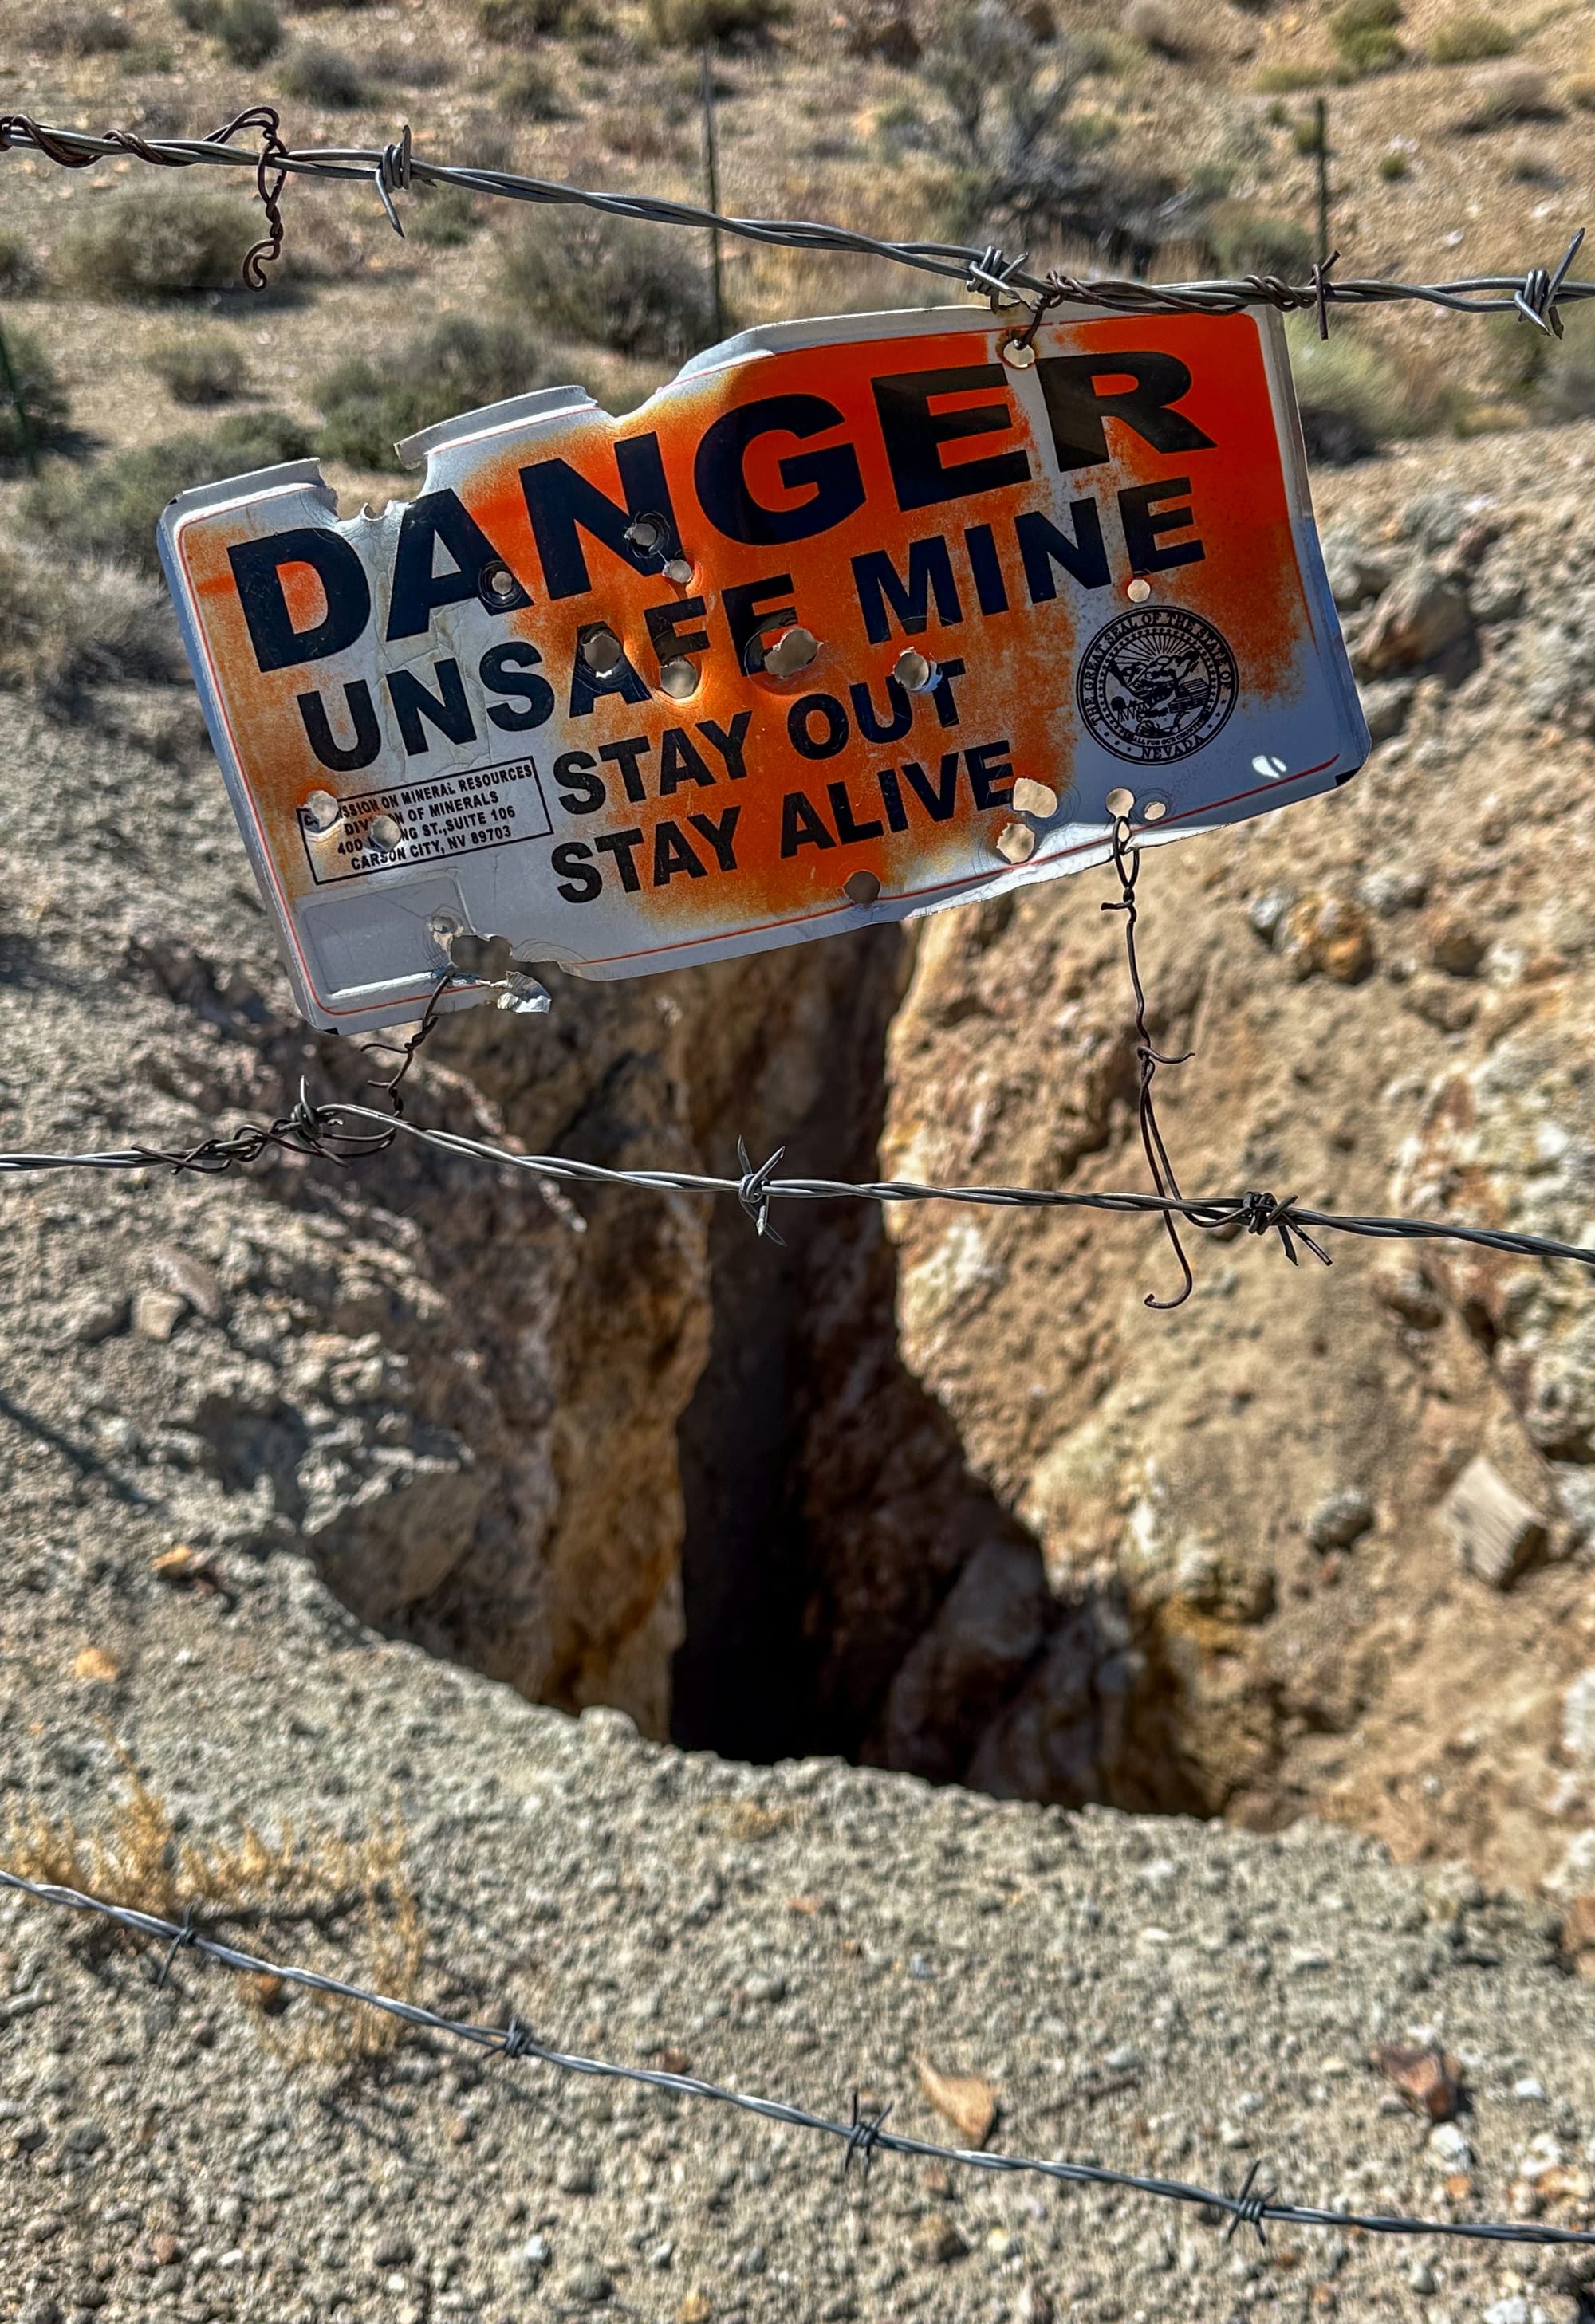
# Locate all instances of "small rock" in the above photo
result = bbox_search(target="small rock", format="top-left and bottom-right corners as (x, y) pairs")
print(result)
(909, 2213), (969, 2267)
(558, 2158), (598, 2195)
(1105, 2044), (1142, 2074)
(1443, 1457), (1549, 1590)
(1307, 1489), (1374, 1552)
(1409, 2259), (1437, 2295)
(68, 1292), (127, 1347)
(564, 2261), (614, 2306)
(647, 2240), (674, 2269)
(1247, 888), (1293, 942)
(1425, 908), (1487, 977)
(1357, 864), (1430, 917)
(1514, 2078), (1547, 2102)
(1357, 676), (1416, 743)
(61, 2120), (107, 2157)
(918, 2062), (998, 2148)
(1483, 2298), (1532, 2324)
(1373, 1267), (1445, 1330)
(1376, 2042), (1463, 2121)
(132, 1288), (187, 1344)
(1278, 892), (1375, 985)
(515, 2234), (552, 2274)
(742, 1972), (786, 2004)
(1428, 2121), (1472, 2170)
(1354, 558), (1472, 676)
(150, 1245), (226, 1323)
(371, 2232), (413, 2268)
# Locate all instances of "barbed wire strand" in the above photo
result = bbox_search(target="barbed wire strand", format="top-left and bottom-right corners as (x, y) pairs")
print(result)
(2, 1863), (1592, 2251)
(0, 108), (1589, 332)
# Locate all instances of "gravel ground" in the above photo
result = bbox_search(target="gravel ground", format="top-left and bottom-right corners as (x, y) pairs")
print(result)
(4, 1543), (1595, 2324)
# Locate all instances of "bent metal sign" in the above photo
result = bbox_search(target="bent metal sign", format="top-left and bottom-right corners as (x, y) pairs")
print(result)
(160, 304), (1369, 1033)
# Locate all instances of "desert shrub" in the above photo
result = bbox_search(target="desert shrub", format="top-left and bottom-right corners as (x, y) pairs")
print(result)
(1292, 109), (1325, 153)
(498, 55), (565, 116)
(839, 0), (920, 66)
(171, 0), (222, 26)
(1458, 65), (1558, 128)
(1430, 10), (1514, 63)
(1254, 61), (1324, 92)
(502, 211), (715, 360)
(364, 39), (455, 85)
(280, 41), (365, 104)
(215, 0), (282, 64)
(57, 183), (257, 297)
(0, 230), (40, 296)
(1206, 199), (1313, 281)
(1378, 145), (1410, 178)
(1286, 314), (1417, 462)
(22, 409), (312, 573)
(0, 329), (72, 461)
(1329, 0), (1403, 74)
(0, 540), (183, 698)
(409, 183), (482, 246)
(317, 316), (549, 470)
(478, 0), (570, 41)
(647, 0), (788, 45)
(1124, 0), (1192, 58)
(33, 5), (134, 53)
(147, 331), (249, 405)
(120, 37), (175, 67)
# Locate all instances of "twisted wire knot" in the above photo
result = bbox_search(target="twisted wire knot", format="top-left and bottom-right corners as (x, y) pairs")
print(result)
(735, 1138), (786, 1245)
(1223, 2159), (1274, 2245)
(967, 244), (1026, 305)
(1514, 226), (1584, 336)
(500, 2015), (538, 2060)
(842, 2091), (892, 2179)
(1237, 1191), (1331, 1270)
(156, 1905), (200, 1991)
(374, 123), (412, 236)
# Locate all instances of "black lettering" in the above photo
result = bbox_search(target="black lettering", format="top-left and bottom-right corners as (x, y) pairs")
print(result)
(658, 729), (715, 794)
(645, 595), (711, 663)
(653, 820), (707, 884)
(689, 804), (740, 871)
(695, 394), (866, 545)
(963, 522), (1010, 615)
(874, 364), (1030, 514)
(697, 712), (752, 781)
(230, 527), (370, 674)
(595, 828), (645, 892)
(1016, 503), (1111, 600)
(387, 658), (475, 757)
(480, 641), (555, 732)
(521, 434), (675, 600)
(779, 791), (836, 856)
(1037, 352), (1215, 474)
(852, 536), (963, 644)
(387, 490), (527, 642)
(297, 679), (380, 773)
(723, 576), (796, 669)
(599, 736), (652, 804)
(967, 738), (1014, 811)
(553, 748), (605, 813)
(1118, 477), (1205, 575)
(849, 676), (912, 745)
(552, 840), (602, 902)
(827, 778), (884, 844)
(900, 752), (959, 822)
(931, 655), (967, 730)
(788, 693), (849, 761)
(876, 764), (908, 832)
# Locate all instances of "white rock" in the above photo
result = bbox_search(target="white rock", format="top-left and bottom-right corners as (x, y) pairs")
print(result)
(1428, 2122), (1472, 2169)
(1514, 2077), (1548, 2102)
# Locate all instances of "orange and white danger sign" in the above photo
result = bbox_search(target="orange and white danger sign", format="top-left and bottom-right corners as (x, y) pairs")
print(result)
(159, 302), (1368, 1033)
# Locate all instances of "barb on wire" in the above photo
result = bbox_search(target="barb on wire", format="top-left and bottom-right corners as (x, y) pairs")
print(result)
(5, 1861), (1595, 2255)
(0, 110), (1590, 325)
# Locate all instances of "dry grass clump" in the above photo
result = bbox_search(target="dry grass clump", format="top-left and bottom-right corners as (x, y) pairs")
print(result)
(1457, 64), (1559, 129)
(279, 41), (367, 105)
(1429, 10), (1514, 64)
(1329, 0), (1404, 77)
(33, 4), (133, 54)
(6, 1745), (426, 2068)
(478, 0), (573, 41)
(0, 328), (70, 460)
(0, 541), (183, 700)
(1285, 313), (1421, 462)
(647, 0), (788, 44)
(147, 330), (250, 406)
(498, 55), (566, 118)
(22, 408), (312, 573)
(317, 313), (550, 470)
(1204, 198), (1313, 281)
(214, 0), (282, 65)
(501, 210), (716, 360)
(57, 183), (259, 298)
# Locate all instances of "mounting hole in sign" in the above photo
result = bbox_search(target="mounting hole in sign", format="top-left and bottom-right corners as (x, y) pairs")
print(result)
(302, 788), (341, 833)
(1141, 795), (1169, 822)
(843, 869), (882, 907)
(1252, 752), (1290, 780)
(1126, 577), (1152, 604)
(657, 659), (699, 701)
(478, 560), (520, 608)
(1104, 786), (1136, 817)
(1000, 336), (1037, 369)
